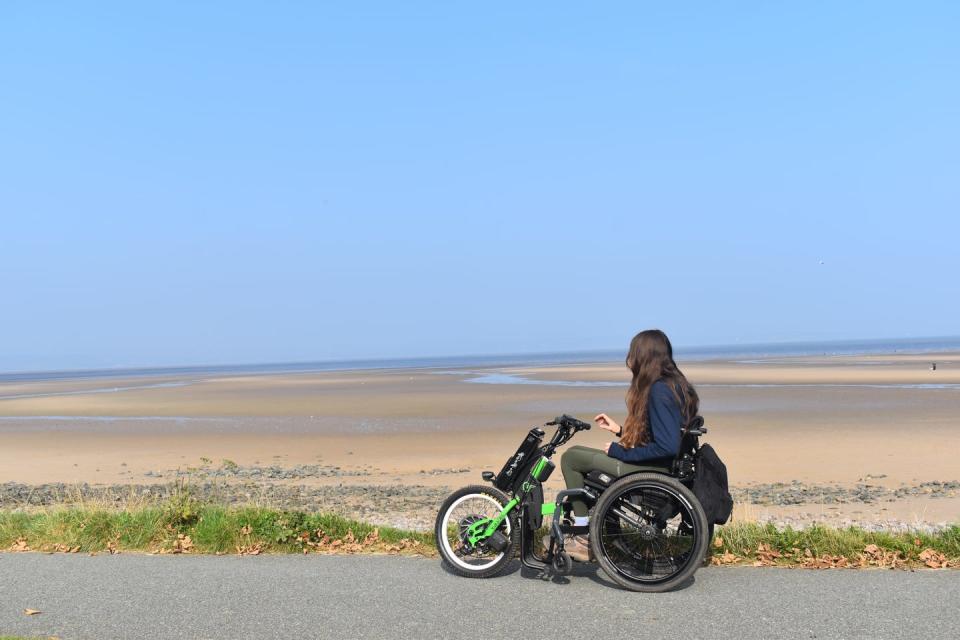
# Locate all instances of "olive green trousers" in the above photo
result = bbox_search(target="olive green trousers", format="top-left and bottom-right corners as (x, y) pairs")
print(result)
(560, 445), (671, 516)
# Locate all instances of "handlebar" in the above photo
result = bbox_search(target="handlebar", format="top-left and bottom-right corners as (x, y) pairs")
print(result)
(546, 414), (591, 431)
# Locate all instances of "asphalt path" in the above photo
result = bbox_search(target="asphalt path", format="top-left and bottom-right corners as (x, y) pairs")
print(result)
(1, 554), (957, 639)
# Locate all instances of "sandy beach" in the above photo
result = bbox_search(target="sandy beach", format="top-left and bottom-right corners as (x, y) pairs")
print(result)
(1, 351), (958, 530)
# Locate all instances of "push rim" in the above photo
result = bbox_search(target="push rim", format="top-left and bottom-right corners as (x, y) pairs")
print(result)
(596, 481), (700, 585)
(439, 493), (511, 571)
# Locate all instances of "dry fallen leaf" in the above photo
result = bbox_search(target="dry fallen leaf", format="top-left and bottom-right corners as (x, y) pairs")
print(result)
(858, 544), (906, 569)
(10, 537), (30, 552)
(23, 608), (42, 616)
(711, 551), (739, 565)
(172, 534), (194, 554)
(236, 543), (263, 556)
(919, 548), (947, 569)
(755, 543), (782, 564)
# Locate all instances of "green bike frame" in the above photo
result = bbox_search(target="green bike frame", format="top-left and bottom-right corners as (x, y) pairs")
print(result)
(466, 455), (555, 546)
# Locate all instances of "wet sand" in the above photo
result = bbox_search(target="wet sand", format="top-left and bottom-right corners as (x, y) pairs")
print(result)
(1, 352), (958, 529)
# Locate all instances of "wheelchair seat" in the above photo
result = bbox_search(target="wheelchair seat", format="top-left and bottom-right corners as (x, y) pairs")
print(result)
(581, 459), (673, 493)
(581, 416), (707, 493)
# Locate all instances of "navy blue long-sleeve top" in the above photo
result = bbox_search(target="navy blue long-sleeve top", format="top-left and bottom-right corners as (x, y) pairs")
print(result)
(606, 380), (682, 463)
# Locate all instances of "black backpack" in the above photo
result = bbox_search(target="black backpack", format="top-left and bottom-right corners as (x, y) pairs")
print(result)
(692, 443), (734, 525)
(672, 385), (734, 525)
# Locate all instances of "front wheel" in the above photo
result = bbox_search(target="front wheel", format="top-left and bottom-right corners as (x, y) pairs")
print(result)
(435, 485), (518, 578)
(590, 473), (708, 592)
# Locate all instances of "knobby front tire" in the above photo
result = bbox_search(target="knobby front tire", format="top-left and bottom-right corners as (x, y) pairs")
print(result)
(434, 485), (519, 579)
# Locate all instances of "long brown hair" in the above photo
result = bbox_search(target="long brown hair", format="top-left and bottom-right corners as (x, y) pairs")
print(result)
(621, 329), (699, 448)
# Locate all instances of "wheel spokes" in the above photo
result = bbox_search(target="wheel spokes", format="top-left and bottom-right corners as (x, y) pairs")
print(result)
(598, 484), (699, 583)
(441, 493), (510, 569)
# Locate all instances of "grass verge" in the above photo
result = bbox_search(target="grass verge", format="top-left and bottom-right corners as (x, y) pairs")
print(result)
(0, 505), (432, 556)
(711, 521), (960, 568)
(0, 487), (433, 557)
(1, 486), (957, 568)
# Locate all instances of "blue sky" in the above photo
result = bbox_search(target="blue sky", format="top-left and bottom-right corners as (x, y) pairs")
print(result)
(2, 2), (958, 371)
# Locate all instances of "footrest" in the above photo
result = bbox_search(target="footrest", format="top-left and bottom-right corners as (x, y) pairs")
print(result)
(558, 524), (589, 535)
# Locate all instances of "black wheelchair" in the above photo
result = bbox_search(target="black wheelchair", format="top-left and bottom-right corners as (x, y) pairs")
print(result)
(435, 414), (711, 592)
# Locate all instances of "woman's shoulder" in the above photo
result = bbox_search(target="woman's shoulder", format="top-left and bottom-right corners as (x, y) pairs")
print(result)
(651, 379), (681, 406)
(651, 379), (673, 395)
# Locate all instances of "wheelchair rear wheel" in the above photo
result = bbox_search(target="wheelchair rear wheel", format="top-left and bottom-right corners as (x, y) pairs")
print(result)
(590, 472), (708, 592)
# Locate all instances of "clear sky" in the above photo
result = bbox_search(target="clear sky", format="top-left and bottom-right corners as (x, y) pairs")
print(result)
(2, 2), (958, 371)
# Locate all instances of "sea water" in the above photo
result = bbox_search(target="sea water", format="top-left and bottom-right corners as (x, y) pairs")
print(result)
(2, 335), (959, 384)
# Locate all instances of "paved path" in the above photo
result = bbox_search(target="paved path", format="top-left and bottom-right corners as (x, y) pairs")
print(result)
(0, 554), (956, 639)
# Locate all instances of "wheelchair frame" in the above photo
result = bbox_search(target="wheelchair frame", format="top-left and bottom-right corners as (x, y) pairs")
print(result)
(469, 414), (707, 575)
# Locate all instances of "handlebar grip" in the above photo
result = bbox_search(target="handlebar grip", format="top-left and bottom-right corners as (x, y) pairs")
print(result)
(552, 414), (590, 431)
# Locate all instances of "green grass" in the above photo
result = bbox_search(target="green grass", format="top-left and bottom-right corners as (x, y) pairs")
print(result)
(1, 486), (957, 568)
(711, 521), (960, 568)
(0, 504), (433, 556)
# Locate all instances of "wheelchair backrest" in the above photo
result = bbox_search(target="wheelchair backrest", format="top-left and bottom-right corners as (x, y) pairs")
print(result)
(672, 415), (705, 480)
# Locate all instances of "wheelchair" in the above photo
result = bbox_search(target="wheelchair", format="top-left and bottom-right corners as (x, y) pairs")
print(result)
(435, 414), (710, 592)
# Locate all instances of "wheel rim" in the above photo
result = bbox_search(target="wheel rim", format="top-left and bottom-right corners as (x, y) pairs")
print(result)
(440, 493), (511, 571)
(597, 481), (700, 585)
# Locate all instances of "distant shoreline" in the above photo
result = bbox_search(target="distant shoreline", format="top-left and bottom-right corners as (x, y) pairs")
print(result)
(3, 335), (960, 383)
(1, 350), (958, 528)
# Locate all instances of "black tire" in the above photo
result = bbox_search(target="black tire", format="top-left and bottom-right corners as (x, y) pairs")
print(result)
(552, 551), (573, 576)
(589, 473), (708, 593)
(434, 485), (519, 579)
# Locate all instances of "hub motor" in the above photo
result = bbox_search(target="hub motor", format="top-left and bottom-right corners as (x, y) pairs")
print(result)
(458, 515), (484, 550)
(458, 514), (509, 552)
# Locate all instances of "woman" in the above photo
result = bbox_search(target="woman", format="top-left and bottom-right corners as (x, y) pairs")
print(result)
(558, 329), (699, 561)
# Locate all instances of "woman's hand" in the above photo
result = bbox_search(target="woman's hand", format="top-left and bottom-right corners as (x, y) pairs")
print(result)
(594, 413), (622, 435)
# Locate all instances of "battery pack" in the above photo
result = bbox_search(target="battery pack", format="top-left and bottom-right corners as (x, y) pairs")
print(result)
(494, 428), (543, 491)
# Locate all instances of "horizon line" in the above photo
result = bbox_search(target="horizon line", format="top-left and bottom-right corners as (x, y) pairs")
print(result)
(2, 334), (959, 380)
